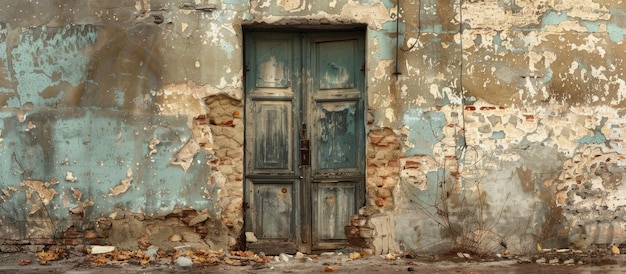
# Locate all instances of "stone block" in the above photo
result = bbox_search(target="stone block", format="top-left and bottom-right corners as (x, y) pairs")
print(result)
(358, 227), (375, 238)
(4, 239), (30, 245)
(24, 244), (45, 253)
(0, 245), (20, 252)
(368, 214), (400, 255)
(30, 238), (56, 245)
(344, 212), (400, 256)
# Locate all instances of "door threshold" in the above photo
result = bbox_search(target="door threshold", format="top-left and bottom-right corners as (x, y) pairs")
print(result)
(247, 242), (298, 255)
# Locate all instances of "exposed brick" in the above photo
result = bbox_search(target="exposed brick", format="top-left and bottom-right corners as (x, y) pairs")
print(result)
(405, 160), (421, 168)
(369, 134), (385, 144)
(62, 226), (84, 239)
(62, 238), (83, 246)
(84, 230), (99, 239)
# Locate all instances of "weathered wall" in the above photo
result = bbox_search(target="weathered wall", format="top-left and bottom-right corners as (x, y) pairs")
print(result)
(0, 0), (244, 251)
(1, 0), (626, 256)
(389, 0), (626, 255)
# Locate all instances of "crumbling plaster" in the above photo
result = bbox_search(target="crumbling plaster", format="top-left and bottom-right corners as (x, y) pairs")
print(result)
(0, 0), (625, 257)
(389, 0), (626, 255)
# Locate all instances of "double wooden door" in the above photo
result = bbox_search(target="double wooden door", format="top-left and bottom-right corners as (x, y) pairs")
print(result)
(244, 30), (365, 253)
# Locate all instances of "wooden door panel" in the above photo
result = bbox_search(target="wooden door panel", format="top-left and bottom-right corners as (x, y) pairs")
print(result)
(312, 182), (358, 241)
(249, 180), (295, 239)
(317, 40), (358, 89)
(308, 33), (365, 248)
(245, 32), (299, 176)
(314, 100), (361, 172)
(251, 101), (293, 172)
(309, 34), (365, 179)
(245, 32), (301, 253)
(254, 40), (293, 88)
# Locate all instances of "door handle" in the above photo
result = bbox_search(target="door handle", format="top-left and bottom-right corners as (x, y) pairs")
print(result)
(299, 139), (310, 167)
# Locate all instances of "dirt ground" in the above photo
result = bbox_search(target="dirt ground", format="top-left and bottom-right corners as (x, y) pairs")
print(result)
(1, 249), (626, 274)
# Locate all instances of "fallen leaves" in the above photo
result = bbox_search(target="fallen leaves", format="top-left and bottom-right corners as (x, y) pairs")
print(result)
(17, 259), (32, 266)
(349, 252), (362, 260)
(180, 249), (223, 266)
(230, 250), (255, 257)
(85, 247), (269, 268)
(37, 247), (67, 265)
(89, 250), (151, 267)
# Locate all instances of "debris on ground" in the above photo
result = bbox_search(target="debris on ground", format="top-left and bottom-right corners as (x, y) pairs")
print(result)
(89, 245), (116, 254)
(37, 246), (67, 265)
(11, 243), (626, 272)
(89, 249), (151, 267)
(17, 259), (32, 266)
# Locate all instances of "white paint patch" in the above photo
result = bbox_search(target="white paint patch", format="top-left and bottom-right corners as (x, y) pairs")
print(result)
(385, 108), (395, 123)
(65, 171), (78, 182)
(25, 121), (36, 132)
(566, 2), (611, 21)
(258, 56), (285, 85)
(405, 38), (420, 51)
(527, 51), (542, 72)
(429, 84), (440, 99)
(569, 61), (579, 74)
(259, 0), (270, 8)
(570, 34), (605, 58)
(543, 51), (557, 68)
(442, 87), (462, 105)
(414, 95), (426, 105)
(373, 60), (393, 80)
(544, 21), (588, 32)
(401, 84), (408, 97)
(591, 65), (608, 81)
(611, 79), (626, 105)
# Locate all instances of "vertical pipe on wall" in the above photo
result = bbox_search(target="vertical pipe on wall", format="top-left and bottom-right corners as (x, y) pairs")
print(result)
(457, 0), (468, 157)
(394, 0), (401, 76)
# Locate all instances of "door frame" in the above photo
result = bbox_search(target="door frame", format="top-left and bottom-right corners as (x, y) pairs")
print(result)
(242, 25), (368, 254)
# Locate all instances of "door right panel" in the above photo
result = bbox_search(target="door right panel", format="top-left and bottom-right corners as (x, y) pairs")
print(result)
(306, 33), (365, 250)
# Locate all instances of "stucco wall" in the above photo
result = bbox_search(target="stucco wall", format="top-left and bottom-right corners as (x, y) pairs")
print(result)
(0, 0), (625, 255)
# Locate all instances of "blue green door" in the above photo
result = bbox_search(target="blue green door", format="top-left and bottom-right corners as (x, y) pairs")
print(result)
(244, 31), (365, 253)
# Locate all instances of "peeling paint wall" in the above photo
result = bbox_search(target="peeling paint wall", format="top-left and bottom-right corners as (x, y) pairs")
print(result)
(0, 1), (243, 251)
(389, 0), (626, 255)
(1, 0), (626, 256)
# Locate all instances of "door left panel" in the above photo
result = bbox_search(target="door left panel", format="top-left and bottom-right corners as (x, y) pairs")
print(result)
(244, 32), (301, 254)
